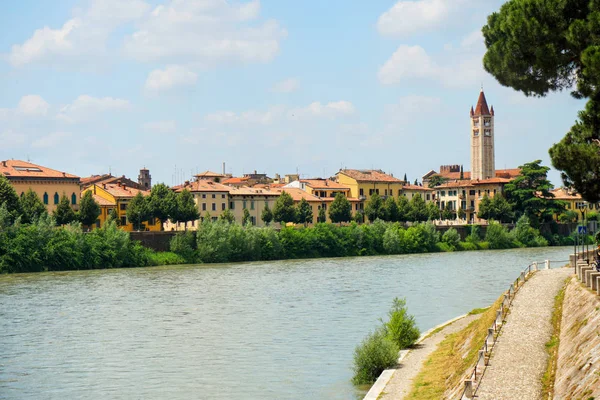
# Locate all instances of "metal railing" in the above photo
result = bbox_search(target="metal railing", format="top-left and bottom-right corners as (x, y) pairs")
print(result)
(459, 260), (549, 399)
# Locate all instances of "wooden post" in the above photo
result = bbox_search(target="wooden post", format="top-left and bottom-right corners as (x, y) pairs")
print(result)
(464, 379), (473, 399)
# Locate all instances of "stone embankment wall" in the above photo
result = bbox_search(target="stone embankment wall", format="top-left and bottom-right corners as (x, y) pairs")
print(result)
(130, 231), (179, 252)
(554, 277), (600, 399)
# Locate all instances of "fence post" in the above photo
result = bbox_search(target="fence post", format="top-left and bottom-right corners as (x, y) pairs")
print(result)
(533, 261), (538, 271)
(464, 380), (473, 399)
(487, 328), (494, 348)
(545, 259), (550, 270)
(496, 309), (502, 328)
(478, 349), (486, 369)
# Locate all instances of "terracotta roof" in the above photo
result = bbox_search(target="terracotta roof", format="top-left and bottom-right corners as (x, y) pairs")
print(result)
(402, 184), (433, 192)
(300, 179), (350, 190)
(436, 181), (475, 189)
(222, 177), (250, 185)
(82, 174), (142, 189)
(337, 169), (402, 183)
(229, 187), (280, 196)
(102, 183), (150, 198)
(494, 168), (521, 179)
(0, 159), (79, 180)
(273, 188), (322, 202)
(436, 168), (520, 181)
(175, 180), (231, 193)
(92, 193), (115, 206)
(81, 174), (112, 187)
(549, 187), (581, 201)
(474, 90), (491, 116)
(471, 177), (512, 185)
(194, 170), (225, 178)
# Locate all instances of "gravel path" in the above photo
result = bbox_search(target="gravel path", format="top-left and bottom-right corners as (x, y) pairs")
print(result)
(476, 268), (571, 400)
(379, 313), (481, 400)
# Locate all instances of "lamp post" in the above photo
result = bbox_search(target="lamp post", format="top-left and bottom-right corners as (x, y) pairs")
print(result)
(578, 203), (587, 263)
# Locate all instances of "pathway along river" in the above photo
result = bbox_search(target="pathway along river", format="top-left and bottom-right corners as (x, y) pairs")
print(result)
(0, 247), (571, 400)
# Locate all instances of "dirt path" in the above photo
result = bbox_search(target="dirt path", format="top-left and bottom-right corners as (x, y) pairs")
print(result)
(476, 268), (572, 400)
(378, 313), (481, 400)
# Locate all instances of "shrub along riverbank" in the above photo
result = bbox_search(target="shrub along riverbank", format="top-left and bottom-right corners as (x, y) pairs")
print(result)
(0, 206), (586, 273)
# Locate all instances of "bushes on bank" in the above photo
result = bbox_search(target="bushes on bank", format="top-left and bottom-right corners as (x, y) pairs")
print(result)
(384, 298), (421, 349)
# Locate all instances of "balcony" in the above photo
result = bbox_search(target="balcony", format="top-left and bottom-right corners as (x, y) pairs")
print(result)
(359, 195), (366, 201)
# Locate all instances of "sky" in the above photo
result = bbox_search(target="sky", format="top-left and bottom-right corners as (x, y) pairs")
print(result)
(0, 0), (585, 187)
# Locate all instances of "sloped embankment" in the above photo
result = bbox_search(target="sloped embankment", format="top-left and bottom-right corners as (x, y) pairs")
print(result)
(554, 277), (600, 399)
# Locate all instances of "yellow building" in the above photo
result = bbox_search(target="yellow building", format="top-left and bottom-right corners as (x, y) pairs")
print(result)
(401, 184), (434, 202)
(84, 182), (161, 231)
(229, 187), (280, 226)
(335, 169), (404, 201)
(285, 179), (364, 216)
(0, 159), (80, 213)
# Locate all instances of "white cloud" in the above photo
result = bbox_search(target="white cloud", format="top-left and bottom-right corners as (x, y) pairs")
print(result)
(9, 0), (149, 68)
(57, 95), (131, 123)
(18, 95), (50, 117)
(377, 0), (462, 38)
(143, 120), (177, 133)
(271, 78), (300, 93)
(291, 101), (356, 119)
(123, 0), (286, 65)
(0, 130), (27, 148)
(378, 45), (440, 85)
(384, 96), (441, 121)
(205, 106), (284, 125)
(145, 65), (198, 91)
(31, 132), (72, 148)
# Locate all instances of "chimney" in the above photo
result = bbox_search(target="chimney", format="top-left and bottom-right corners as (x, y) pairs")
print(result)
(222, 162), (225, 175)
(1, 161), (5, 167)
(62, 172), (66, 177)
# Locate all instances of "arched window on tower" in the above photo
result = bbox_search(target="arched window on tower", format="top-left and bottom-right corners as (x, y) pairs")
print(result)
(43, 192), (49, 205)
(54, 193), (59, 204)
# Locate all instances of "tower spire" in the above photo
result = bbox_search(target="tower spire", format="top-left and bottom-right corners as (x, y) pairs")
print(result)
(474, 89), (491, 116)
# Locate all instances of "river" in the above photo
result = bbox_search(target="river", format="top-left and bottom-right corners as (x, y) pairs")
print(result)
(0, 247), (571, 399)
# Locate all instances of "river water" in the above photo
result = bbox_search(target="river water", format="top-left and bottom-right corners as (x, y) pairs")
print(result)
(0, 247), (571, 400)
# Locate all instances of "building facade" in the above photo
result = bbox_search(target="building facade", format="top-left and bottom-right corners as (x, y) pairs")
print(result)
(228, 187), (280, 226)
(335, 169), (404, 201)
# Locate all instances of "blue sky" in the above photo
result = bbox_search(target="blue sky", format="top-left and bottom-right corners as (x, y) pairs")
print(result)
(0, 0), (584, 186)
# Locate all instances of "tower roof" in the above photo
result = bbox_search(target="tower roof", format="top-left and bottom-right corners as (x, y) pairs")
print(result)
(474, 90), (491, 116)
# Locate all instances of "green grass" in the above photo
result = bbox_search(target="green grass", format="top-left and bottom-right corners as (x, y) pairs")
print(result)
(146, 251), (187, 266)
(542, 276), (569, 398)
(468, 307), (490, 315)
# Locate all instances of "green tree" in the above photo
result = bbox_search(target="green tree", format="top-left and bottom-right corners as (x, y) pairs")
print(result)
(220, 208), (235, 223)
(403, 173), (408, 184)
(273, 191), (296, 224)
(53, 194), (77, 226)
(317, 206), (327, 223)
(0, 174), (20, 219)
(261, 204), (273, 225)
(19, 189), (47, 224)
(329, 192), (352, 223)
(352, 328), (399, 385)
(504, 160), (564, 226)
(173, 189), (200, 230)
(478, 195), (493, 221)
(442, 202), (454, 220)
(408, 195), (428, 222)
(457, 207), (466, 220)
(296, 198), (313, 225)
(490, 194), (514, 223)
(353, 210), (365, 224)
(460, 165), (464, 180)
(78, 191), (100, 228)
(442, 228), (461, 250)
(482, 1), (600, 201)
(382, 196), (400, 222)
(383, 297), (420, 349)
(126, 192), (149, 231)
(426, 201), (440, 221)
(397, 196), (411, 222)
(147, 183), (176, 230)
(242, 208), (251, 225)
(428, 175), (448, 188)
(365, 192), (384, 222)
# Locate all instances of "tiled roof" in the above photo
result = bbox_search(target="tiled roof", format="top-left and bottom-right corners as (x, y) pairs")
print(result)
(194, 170), (225, 178)
(338, 169), (402, 183)
(0, 159), (79, 179)
(474, 90), (491, 116)
(436, 177), (511, 189)
(82, 174), (141, 189)
(81, 174), (112, 187)
(92, 193), (115, 206)
(494, 168), (521, 178)
(471, 177), (512, 185)
(402, 184), (433, 192)
(222, 177), (250, 185)
(102, 183), (150, 198)
(437, 169), (520, 181)
(549, 187), (581, 200)
(175, 180), (231, 193)
(436, 181), (475, 189)
(273, 188), (322, 202)
(301, 179), (350, 190)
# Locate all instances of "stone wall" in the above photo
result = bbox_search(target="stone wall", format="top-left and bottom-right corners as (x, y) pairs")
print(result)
(130, 231), (179, 252)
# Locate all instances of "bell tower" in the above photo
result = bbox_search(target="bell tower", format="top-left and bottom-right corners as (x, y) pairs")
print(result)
(138, 167), (152, 190)
(470, 89), (495, 180)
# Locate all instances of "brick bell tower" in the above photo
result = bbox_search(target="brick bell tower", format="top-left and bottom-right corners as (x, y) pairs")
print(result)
(470, 89), (495, 180)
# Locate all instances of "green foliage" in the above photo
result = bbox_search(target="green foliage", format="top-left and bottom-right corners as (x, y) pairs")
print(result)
(317, 206), (327, 223)
(442, 202), (454, 220)
(273, 191), (296, 224)
(261, 203), (273, 225)
(397, 196), (411, 222)
(173, 189), (200, 229)
(428, 175), (448, 188)
(126, 192), (149, 231)
(408, 195), (428, 222)
(426, 201), (440, 221)
(242, 208), (251, 225)
(147, 183), (176, 227)
(504, 160), (563, 226)
(485, 221), (516, 249)
(383, 196), (400, 222)
(511, 215), (548, 247)
(365, 192), (384, 222)
(478, 194), (514, 223)
(53, 194), (77, 226)
(442, 228), (461, 250)
(466, 225), (481, 244)
(19, 189), (47, 224)
(0, 174), (20, 220)
(146, 251), (186, 266)
(329, 192), (352, 223)
(170, 231), (197, 262)
(296, 198), (313, 225)
(457, 207), (466, 220)
(220, 208), (235, 223)
(353, 210), (365, 224)
(384, 297), (421, 349)
(78, 191), (100, 227)
(351, 328), (399, 385)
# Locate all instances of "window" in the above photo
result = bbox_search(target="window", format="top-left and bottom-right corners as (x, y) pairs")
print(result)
(222, 203), (226, 211)
(398, 190), (402, 196)
(250, 200), (255, 210)
(493, 189), (497, 195)
(384, 189), (388, 196)
(473, 129), (480, 136)
(202, 194), (206, 198)
(54, 192), (59, 204)
(359, 188), (364, 196)
(469, 190), (476, 196)
(243, 200), (247, 209)
(230, 202), (234, 209)
(120, 216), (127, 226)
(71, 193), (77, 205)
(212, 194), (216, 199)
(120, 203), (127, 211)
(43, 192), (48, 205)
(212, 203), (216, 211)
(441, 191), (446, 196)
(250, 216), (256, 226)
(426, 194), (430, 201)
(222, 194), (225, 198)
(484, 129), (491, 136)
(202, 203), (206, 211)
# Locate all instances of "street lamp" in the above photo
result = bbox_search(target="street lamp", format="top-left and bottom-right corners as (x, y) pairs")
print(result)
(577, 202), (588, 263)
